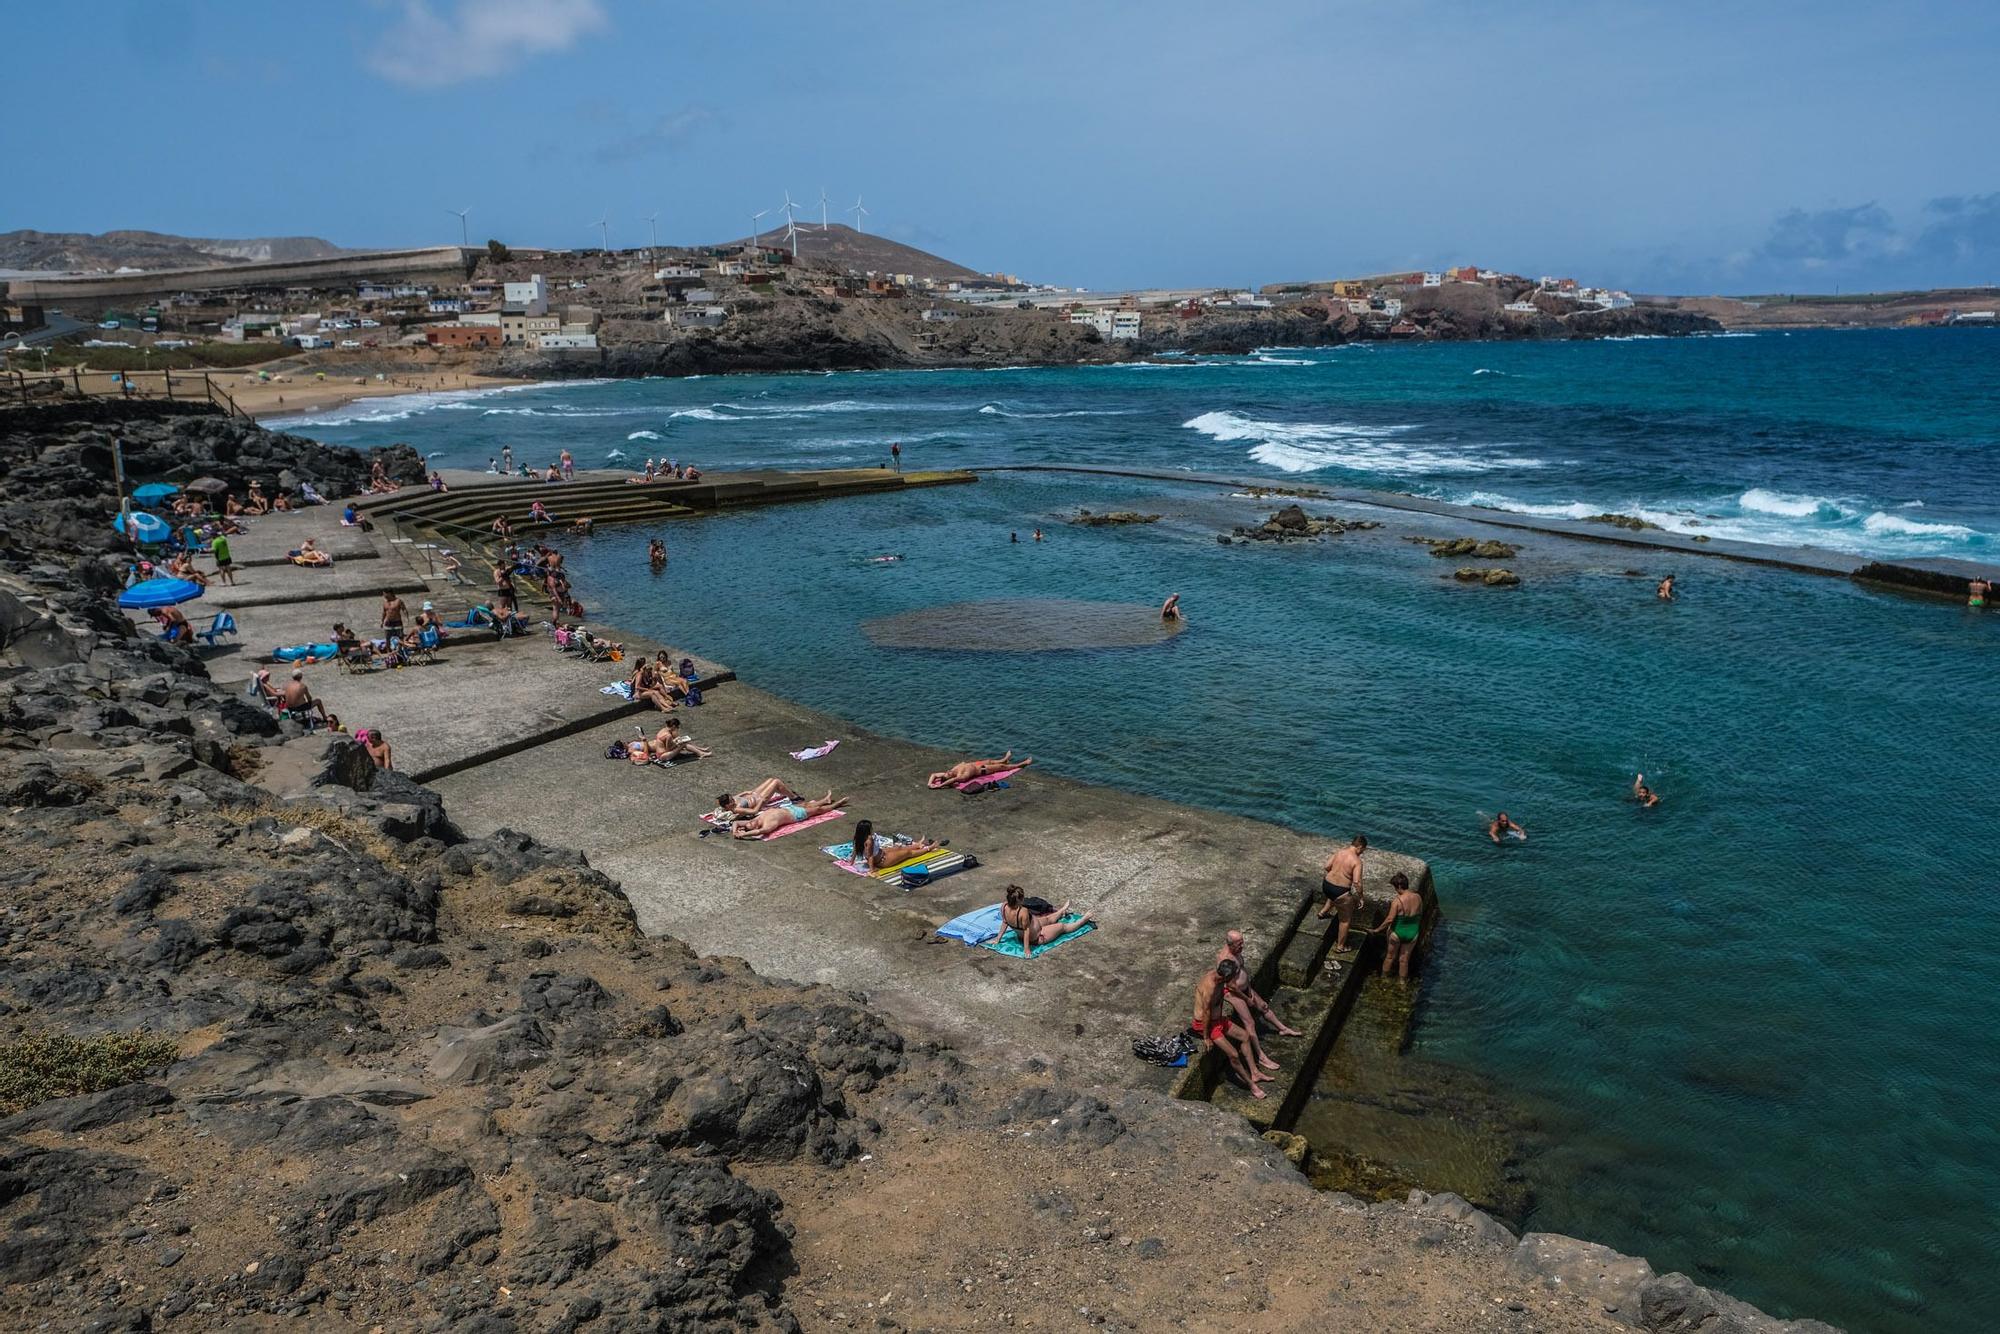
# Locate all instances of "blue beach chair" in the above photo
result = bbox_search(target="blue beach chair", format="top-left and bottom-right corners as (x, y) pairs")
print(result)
(197, 611), (239, 646)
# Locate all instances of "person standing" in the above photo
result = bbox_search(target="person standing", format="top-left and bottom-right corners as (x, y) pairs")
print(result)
(380, 590), (407, 640)
(1375, 872), (1424, 979)
(209, 531), (235, 585)
(890, 441), (901, 470)
(1657, 574), (1676, 601)
(1316, 834), (1367, 952)
(1970, 577), (1990, 610)
(501, 445), (514, 474)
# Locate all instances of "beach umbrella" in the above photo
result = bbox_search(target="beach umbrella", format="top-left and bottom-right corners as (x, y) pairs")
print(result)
(132, 482), (180, 502)
(115, 511), (172, 543)
(118, 577), (204, 609)
(185, 477), (230, 495)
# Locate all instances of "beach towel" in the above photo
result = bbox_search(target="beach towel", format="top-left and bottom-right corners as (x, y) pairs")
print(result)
(953, 766), (1021, 792)
(822, 843), (971, 888)
(821, 839), (947, 877)
(937, 903), (1006, 946)
(980, 915), (1096, 959)
(272, 643), (338, 663)
(703, 805), (844, 840)
(600, 681), (635, 698)
(790, 739), (840, 761)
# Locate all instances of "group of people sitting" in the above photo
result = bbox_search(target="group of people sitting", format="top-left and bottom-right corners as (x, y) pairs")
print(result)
(626, 717), (712, 765)
(627, 651), (698, 710)
(365, 460), (401, 495)
(632, 458), (701, 484)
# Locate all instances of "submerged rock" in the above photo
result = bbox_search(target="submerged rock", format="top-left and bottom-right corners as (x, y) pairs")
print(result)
(1585, 512), (1663, 531)
(1452, 567), (1522, 586)
(1227, 505), (1381, 543)
(1412, 536), (1520, 559)
(1070, 509), (1162, 526)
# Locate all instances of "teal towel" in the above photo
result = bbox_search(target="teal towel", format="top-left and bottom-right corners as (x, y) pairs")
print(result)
(979, 915), (1096, 958)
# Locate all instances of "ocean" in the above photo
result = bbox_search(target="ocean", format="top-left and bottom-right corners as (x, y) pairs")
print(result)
(288, 328), (2000, 1332)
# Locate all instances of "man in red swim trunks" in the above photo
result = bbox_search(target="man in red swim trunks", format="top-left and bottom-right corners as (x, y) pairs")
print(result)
(1193, 959), (1269, 1100)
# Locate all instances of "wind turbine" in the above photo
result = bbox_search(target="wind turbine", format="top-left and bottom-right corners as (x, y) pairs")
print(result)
(644, 211), (660, 262)
(778, 190), (802, 233)
(817, 187), (831, 230)
(590, 215), (610, 252)
(447, 207), (470, 248)
(782, 218), (801, 260)
(848, 195), (869, 234)
(748, 208), (769, 248)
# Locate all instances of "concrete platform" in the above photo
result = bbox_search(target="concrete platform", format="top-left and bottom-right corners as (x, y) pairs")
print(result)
(211, 511), (381, 565)
(429, 673), (1396, 1082)
(195, 560), (428, 609)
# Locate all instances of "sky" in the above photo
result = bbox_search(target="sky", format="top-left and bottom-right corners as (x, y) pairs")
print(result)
(7, 0), (1999, 294)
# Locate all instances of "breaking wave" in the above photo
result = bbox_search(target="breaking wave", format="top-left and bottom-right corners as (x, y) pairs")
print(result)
(627, 429), (662, 441)
(1185, 410), (1540, 476)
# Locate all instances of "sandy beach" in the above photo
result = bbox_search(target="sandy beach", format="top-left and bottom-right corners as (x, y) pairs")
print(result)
(225, 367), (533, 420)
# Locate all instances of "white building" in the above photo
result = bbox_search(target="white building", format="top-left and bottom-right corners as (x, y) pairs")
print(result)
(1503, 301), (1541, 313)
(1421, 272), (1443, 287)
(682, 287), (716, 304)
(531, 332), (599, 350)
(1379, 297), (1404, 317)
(715, 259), (747, 277)
(655, 264), (702, 280)
(391, 284), (430, 299)
(1068, 309), (1114, 337)
(429, 297), (464, 314)
(458, 311), (502, 328)
(503, 274), (549, 316)
(677, 305), (728, 328)
(357, 283), (395, 302)
(1110, 310), (1141, 340)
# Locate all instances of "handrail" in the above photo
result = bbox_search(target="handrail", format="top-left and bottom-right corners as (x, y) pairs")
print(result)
(4, 367), (250, 419)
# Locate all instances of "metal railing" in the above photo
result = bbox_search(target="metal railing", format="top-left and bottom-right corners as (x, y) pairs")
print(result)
(4, 368), (249, 418)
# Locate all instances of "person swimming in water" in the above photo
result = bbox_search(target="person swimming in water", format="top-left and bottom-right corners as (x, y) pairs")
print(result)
(1161, 592), (1182, 622)
(1657, 574), (1676, 601)
(1632, 773), (1662, 808)
(1488, 811), (1526, 842)
(647, 538), (666, 564)
(927, 752), (1032, 788)
(1970, 577), (1989, 609)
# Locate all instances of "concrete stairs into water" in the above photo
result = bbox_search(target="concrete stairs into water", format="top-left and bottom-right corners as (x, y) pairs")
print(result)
(373, 467), (974, 536)
(1173, 864), (1441, 1137)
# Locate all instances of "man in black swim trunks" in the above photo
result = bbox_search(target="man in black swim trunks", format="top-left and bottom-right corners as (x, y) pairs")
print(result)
(380, 591), (406, 640)
(1316, 834), (1367, 952)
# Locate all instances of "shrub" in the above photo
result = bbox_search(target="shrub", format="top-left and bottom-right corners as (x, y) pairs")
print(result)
(0, 1030), (181, 1115)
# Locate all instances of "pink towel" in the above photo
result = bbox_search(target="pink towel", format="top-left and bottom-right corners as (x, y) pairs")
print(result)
(955, 766), (1021, 791)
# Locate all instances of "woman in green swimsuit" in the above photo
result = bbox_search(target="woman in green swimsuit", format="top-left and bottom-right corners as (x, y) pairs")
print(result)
(1376, 871), (1425, 979)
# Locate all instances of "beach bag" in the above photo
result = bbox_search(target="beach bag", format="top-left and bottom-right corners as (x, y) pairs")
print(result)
(684, 685), (703, 706)
(605, 741), (626, 760)
(1132, 1032), (1196, 1067)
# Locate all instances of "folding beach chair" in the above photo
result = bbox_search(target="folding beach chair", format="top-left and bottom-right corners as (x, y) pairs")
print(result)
(197, 611), (238, 646)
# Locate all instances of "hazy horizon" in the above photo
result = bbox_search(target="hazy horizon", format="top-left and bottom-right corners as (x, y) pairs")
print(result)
(6, 1), (1997, 295)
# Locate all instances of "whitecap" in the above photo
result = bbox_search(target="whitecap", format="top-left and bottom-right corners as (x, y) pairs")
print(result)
(1457, 491), (1598, 520)
(1184, 410), (1537, 476)
(978, 403), (1136, 419)
(1738, 488), (1854, 520)
(1861, 512), (1975, 539)
(669, 407), (746, 422)
(627, 429), (662, 441)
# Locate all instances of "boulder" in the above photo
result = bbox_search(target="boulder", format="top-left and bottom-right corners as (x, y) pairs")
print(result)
(1452, 567), (1521, 586)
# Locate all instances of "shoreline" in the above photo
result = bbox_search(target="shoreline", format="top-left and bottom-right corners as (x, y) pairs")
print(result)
(231, 368), (535, 422)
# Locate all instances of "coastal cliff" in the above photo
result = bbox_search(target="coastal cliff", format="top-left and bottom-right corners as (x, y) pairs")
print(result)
(0, 404), (1828, 1332)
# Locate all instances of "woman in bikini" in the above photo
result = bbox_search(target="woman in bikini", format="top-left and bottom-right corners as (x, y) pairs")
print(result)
(717, 779), (801, 818)
(642, 718), (710, 762)
(927, 752), (1033, 788)
(847, 818), (939, 872)
(1001, 883), (1094, 955)
(730, 791), (846, 839)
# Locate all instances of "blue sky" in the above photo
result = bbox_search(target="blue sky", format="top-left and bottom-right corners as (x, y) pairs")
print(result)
(7, 0), (1998, 293)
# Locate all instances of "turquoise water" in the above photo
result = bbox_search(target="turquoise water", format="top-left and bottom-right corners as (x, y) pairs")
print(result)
(295, 331), (2000, 1331)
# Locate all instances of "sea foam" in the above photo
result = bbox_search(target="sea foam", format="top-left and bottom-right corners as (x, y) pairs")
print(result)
(1185, 410), (1537, 476)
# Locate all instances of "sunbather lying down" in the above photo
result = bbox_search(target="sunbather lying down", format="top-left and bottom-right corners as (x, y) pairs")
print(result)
(731, 791), (846, 839)
(928, 751), (1033, 788)
(718, 778), (799, 817)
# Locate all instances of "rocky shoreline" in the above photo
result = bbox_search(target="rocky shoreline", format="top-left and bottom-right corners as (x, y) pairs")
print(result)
(0, 403), (1835, 1331)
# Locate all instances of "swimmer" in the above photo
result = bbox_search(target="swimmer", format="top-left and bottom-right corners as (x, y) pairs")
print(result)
(1161, 592), (1182, 622)
(1632, 773), (1661, 808)
(1970, 577), (1989, 609)
(1488, 811), (1527, 843)
(730, 790), (846, 839)
(927, 752), (1033, 788)
(1657, 574), (1676, 601)
(648, 538), (666, 564)
(1032, 528), (1044, 542)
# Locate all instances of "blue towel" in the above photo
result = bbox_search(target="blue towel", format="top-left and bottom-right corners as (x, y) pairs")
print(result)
(937, 903), (1006, 946)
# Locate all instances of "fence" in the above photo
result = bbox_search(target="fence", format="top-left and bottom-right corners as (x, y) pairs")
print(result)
(4, 368), (249, 418)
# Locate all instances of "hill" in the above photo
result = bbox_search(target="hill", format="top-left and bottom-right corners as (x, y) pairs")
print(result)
(0, 229), (349, 275)
(709, 222), (990, 284)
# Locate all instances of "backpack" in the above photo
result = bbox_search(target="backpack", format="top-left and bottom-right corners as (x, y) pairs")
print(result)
(684, 685), (703, 706)
(605, 741), (627, 760)
(1131, 1032), (1196, 1067)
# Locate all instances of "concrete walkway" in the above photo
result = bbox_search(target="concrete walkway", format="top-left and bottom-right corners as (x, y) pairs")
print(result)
(191, 475), (1418, 1090)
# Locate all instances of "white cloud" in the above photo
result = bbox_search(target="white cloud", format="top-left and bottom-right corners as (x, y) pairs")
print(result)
(367, 0), (607, 89)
